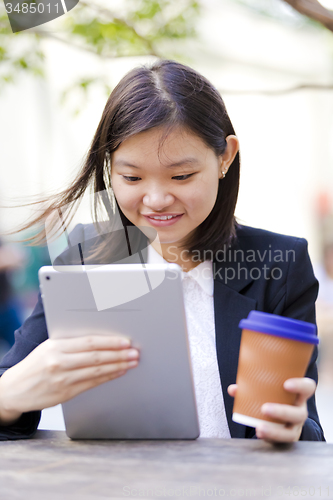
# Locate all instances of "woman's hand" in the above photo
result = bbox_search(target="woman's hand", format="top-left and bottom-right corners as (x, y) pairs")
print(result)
(0, 335), (139, 425)
(227, 377), (316, 443)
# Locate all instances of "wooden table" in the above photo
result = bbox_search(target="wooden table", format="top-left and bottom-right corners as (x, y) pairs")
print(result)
(1, 431), (332, 499)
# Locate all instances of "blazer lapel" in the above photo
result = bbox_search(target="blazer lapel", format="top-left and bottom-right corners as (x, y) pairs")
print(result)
(213, 257), (257, 438)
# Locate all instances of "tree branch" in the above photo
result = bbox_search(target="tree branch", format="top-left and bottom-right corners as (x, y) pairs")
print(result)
(220, 82), (333, 95)
(282, 0), (333, 32)
(77, 0), (161, 57)
(29, 24), (159, 59)
(28, 28), (118, 58)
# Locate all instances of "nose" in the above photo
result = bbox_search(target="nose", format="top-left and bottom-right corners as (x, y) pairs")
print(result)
(142, 186), (175, 211)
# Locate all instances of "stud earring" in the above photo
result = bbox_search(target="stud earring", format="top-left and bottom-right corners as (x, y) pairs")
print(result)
(221, 170), (226, 178)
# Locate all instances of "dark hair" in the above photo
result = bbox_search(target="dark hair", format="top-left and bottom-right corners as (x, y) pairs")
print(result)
(21, 60), (240, 260)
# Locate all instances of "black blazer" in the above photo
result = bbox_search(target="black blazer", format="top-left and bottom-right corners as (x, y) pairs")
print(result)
(0, 224), (325, 440)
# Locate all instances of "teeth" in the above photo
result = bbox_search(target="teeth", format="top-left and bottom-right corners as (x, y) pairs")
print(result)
(149, 215), (177, 220)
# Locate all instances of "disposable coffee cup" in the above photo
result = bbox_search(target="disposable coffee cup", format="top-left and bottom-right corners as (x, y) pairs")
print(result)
(232, 311), (319, 429)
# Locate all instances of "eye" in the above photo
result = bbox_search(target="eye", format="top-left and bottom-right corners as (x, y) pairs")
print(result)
(172, 173), (194, 181)
(122, 176), (141, 182)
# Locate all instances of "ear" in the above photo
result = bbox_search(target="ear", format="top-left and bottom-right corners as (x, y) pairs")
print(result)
(219, 135), (239, 179)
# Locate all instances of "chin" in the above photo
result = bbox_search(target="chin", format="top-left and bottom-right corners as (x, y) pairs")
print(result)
(159, 235), (190, 245)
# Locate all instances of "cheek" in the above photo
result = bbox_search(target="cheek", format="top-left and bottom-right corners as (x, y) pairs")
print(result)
(187, 177), (219, 214)
(112, 183), (139, 211)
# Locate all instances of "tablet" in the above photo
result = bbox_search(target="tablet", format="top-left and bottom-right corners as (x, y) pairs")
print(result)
(39, 264), (199, 439)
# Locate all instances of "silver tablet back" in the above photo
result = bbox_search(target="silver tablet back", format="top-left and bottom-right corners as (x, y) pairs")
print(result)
(39, 264), (199, 439)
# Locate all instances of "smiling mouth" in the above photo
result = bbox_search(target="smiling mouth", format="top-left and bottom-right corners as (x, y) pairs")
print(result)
(142, 213), (184, 225)
(145, 215), (181, 220)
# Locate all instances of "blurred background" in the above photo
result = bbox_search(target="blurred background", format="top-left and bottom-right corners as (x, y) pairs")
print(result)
(0, 0), (333, 439)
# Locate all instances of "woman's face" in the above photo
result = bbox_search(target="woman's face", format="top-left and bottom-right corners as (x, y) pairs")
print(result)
(111, 126), (238, 249)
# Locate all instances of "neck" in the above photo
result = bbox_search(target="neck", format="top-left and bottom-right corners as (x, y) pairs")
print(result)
(151, 241), (201, 272)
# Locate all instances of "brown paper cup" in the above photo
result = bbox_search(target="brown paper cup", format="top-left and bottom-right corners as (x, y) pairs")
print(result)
(232, 312), (318, 428)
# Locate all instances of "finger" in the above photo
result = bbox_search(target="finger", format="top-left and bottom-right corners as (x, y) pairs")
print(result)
(54, 335), (132, 353)
(61, 369), (130, 403)
(227, 384), (237, 397)
(256, 421), (301, 443)
(283, 377), (316, 406)
(56, 360), (138, 390)
(61, 348), (140, 371)
(261, 402), (308, 425)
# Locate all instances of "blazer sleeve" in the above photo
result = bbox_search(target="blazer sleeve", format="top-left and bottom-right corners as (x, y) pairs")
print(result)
(0, 293), (46, 439)
(270, 237), (325, 441)
(0, 225), (87, 440)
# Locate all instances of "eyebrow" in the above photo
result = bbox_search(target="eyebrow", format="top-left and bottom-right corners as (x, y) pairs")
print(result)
(113, 157), (200, 169)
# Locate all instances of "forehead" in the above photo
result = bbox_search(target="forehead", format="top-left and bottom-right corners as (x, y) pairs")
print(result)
(112, 126), (214, 167)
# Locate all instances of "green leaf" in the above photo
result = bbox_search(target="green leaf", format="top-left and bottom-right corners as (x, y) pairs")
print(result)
(0, 0), (201, 98)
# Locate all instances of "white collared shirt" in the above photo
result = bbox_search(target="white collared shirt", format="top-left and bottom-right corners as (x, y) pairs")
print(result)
(148, 245), (231, 438)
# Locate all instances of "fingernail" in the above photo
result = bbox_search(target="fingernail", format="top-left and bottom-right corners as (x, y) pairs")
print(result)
(127, 349), (139, 360)
(120, 338), (131, 347)
(128, 360), (138, 367)
(262, 404), (273, 414)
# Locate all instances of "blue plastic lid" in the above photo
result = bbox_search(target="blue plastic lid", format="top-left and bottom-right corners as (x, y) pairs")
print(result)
(239, 311), (318, 344)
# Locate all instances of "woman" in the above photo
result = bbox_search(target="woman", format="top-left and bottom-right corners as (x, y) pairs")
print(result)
(0, 60), (325, 442)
